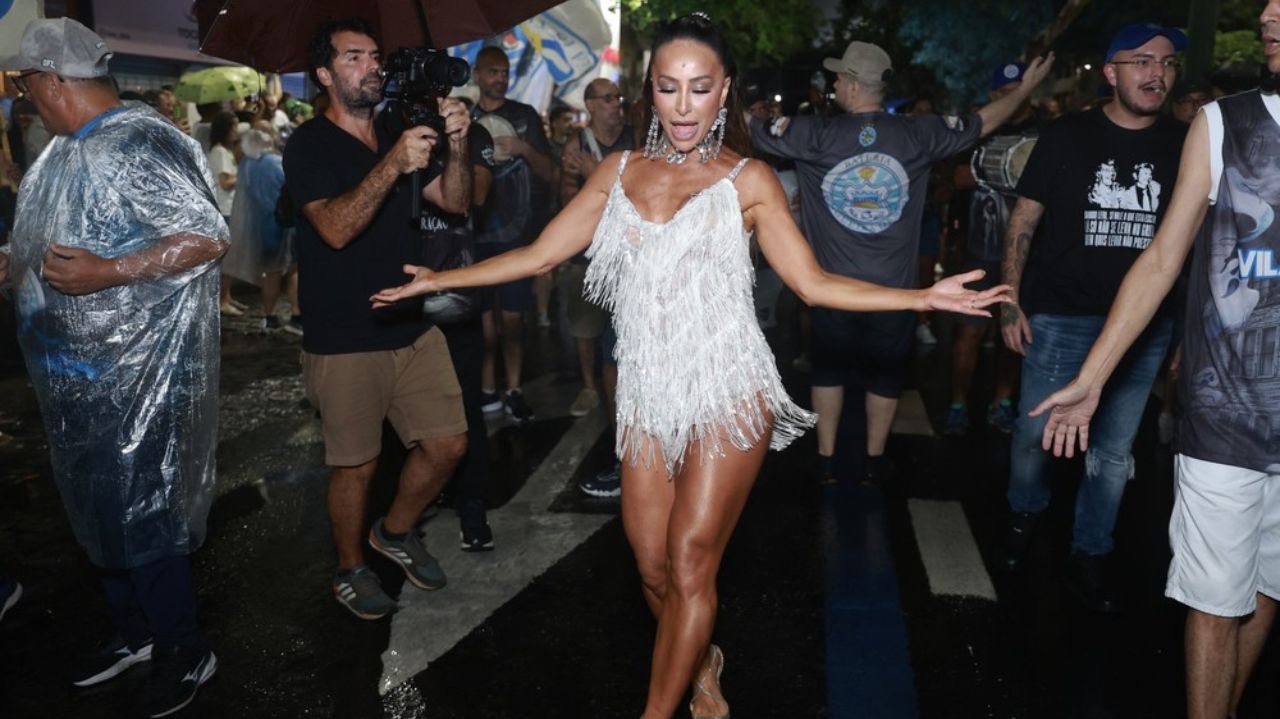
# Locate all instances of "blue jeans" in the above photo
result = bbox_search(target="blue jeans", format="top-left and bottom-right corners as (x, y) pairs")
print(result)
(1007, 313), (1172, 556)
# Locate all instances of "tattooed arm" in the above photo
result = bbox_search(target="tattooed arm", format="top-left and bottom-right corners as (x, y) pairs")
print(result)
(1000, 197), (1045, 356)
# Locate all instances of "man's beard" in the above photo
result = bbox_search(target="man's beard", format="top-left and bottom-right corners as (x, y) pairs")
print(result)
(337, 73), (383, 114)
(1115, 81), (1166, 118)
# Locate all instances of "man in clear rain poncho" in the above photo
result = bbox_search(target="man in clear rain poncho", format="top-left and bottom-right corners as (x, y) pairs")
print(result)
(0, 19), (226, 717)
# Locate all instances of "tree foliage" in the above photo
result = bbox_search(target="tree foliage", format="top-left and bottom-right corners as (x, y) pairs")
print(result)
(1215, 29), (1265, 67)
(619, 0), (818, 67)
(897, 0), (1055, 106)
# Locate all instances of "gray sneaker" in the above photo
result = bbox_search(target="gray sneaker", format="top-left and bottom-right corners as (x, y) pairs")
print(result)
(332, 566), (398, 620)
(369, 518), (447, 591)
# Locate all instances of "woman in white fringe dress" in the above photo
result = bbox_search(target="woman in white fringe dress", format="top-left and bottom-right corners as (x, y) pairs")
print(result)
(372, 15), (1011, 719)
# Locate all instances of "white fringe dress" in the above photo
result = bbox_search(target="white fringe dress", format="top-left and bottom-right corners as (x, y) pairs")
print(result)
(584, 151), (817, 477)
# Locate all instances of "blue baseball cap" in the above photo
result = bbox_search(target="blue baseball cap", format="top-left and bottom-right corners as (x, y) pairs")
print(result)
(991, 62), (1026, 90)
(1105, 23), (1189, 63)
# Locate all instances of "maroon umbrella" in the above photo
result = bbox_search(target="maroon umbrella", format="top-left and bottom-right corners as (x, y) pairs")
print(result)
(196, 0), (567, 73)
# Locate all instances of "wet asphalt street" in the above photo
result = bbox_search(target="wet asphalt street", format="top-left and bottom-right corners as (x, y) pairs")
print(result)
(1, 292), (1279, 719)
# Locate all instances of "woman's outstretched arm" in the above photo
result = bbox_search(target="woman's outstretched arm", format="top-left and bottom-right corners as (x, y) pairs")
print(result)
(742, 160), (1011, 316)
(371, 152), (623, 307)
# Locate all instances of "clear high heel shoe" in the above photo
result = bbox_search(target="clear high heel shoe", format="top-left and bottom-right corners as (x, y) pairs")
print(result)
(689, 644), (729, 719)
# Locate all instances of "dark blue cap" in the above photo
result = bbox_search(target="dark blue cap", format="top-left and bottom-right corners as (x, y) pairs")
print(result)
(991, 62), (1026, 90)
(1105, 23), (1189, 62)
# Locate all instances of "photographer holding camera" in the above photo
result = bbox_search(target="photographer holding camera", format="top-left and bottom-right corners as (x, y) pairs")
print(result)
(282, 18), (471, 619)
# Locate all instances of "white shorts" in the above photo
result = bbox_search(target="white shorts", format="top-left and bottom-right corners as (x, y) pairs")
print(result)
(1166, 454), (1280, 617)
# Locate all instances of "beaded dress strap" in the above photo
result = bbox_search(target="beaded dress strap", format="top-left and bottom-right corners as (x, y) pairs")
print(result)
(617, 150), (631, 178)
(726, 157), (750, 182)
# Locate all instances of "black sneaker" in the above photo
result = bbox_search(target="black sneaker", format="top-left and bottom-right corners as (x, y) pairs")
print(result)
(70, 637), (153, 687)
(1003, 511), (1039, 573)
(261, 316), (282, 333)
(460, 523), (495, 552)
(504, 389), (534, 424)
(816, 454), (836, 485)
(578, 463), (621, 498)
(134, 645), (217, 718)
(1064, 552), (1124, 613)
(457, 499), (494, 552)
(480, 390), (504, 415)
(862, 455), (895, 488)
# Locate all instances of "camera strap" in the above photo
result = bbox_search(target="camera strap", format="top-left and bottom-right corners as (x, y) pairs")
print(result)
(581, 128), (604, 162)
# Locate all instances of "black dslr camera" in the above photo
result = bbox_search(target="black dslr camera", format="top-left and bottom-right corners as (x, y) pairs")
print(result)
(380, 48), (471, 221)
(381, 47), (471, 132)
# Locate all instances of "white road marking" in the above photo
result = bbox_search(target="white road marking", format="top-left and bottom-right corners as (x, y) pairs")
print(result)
(908, 499), (996, 600)
(379, 410), (611, 694)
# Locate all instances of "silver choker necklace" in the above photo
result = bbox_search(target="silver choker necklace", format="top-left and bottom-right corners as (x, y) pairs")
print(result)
(660, 132), (717, 165)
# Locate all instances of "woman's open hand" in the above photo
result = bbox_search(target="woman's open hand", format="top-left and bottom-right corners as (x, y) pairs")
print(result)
(370, 264), (438, 308)
(924, 269), (1013, 317)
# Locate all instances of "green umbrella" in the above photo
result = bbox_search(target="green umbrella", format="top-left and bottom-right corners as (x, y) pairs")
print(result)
(174, 66), (265, 104)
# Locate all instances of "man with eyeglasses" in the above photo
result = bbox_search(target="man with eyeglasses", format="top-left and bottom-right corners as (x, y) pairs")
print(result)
(999, 23), (1189, 613)
(0, 18), (226, 716)
(1033, 3), (1280, 715)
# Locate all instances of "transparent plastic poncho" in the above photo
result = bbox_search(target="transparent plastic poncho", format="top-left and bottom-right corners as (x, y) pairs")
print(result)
(222, 137), (290, 284)
(7, 105), (229, 569)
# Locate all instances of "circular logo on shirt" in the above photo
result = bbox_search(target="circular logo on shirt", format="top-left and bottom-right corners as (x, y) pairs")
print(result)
(821, 152), (909, 233)
(858, 124), (877, 147)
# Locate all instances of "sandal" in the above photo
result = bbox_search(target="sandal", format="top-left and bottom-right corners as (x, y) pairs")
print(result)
(689, 644), (729, 719)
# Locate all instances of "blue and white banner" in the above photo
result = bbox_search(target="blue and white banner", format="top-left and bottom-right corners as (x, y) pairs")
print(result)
(450, 0), (610, 115)
(0, 0), (43, 55)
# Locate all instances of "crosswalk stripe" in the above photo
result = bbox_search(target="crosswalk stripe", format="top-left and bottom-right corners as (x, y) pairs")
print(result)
(907, 499), (996, 600)
(379, 411), (611, 695)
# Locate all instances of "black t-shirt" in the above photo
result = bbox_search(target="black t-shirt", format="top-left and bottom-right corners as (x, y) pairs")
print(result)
(417, 123), (496, 236)
(283, 114), (429, 354)
(471, 99), (553, 245)
(1016, 108), (1186, 316)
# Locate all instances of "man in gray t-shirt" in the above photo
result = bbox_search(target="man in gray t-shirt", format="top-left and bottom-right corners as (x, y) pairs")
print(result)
(750, 40), (1051, 484)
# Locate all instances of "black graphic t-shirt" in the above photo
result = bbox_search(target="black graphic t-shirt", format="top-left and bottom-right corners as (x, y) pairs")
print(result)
(471, 99), (553, 246)
(1179, 91), (1280, 472)
(417, 123), (496, 236)
(1016, 107), (1186, 316)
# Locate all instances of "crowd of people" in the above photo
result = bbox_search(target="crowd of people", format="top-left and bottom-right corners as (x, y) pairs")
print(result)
(0, 4), (1278, 718)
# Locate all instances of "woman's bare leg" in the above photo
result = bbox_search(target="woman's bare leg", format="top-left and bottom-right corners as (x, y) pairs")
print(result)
(621, 438), (676, 617)
(625, 433), (768, 719)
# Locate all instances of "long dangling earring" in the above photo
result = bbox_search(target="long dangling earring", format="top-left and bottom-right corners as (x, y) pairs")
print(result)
(697, 106), (728, 163)
(643, 109), (664, 159)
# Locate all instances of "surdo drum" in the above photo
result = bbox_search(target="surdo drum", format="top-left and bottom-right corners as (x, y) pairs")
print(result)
(970, 135), (1037, 194)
